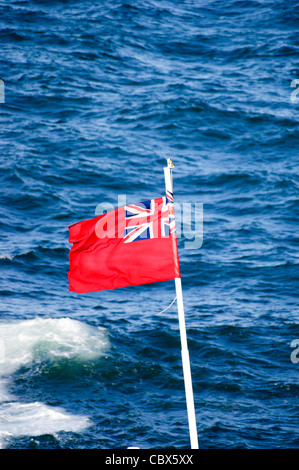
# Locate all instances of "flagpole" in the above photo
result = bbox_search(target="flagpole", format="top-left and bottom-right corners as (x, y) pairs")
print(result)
(164, 159), (199, 450)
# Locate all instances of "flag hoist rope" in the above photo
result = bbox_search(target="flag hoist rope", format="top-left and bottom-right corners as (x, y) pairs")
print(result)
(164, 159), (199, 450)
(156, 295), (177, 315)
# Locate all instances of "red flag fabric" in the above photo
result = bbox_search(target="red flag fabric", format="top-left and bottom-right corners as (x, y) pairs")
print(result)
(68, 196), (180, 293)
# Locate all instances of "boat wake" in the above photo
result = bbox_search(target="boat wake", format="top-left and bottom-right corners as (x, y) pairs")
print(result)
(0, 317), (109, 448)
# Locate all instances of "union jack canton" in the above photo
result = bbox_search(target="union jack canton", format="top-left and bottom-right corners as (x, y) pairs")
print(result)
(124, 194), (176, 243)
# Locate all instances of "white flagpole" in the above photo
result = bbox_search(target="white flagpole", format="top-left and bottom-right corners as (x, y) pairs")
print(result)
(164, 159), (199, 450)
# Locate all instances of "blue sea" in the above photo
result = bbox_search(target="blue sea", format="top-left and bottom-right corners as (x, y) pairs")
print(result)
(0, 0), (298, 449)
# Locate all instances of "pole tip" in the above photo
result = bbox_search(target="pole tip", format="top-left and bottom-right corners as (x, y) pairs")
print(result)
(167, 158), (174, 168)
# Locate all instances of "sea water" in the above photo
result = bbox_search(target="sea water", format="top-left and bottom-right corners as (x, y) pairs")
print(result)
(0, 0), (298, 448)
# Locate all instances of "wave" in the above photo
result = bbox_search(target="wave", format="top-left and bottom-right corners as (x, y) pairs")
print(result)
(0, 254), (15, 261)
(0, 317), (109, 447)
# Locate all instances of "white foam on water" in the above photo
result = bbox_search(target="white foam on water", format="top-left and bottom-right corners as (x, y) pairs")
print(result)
(0, 402), (90, 445)
(0, 317), (109, 448)
(0, 254), (14, 260)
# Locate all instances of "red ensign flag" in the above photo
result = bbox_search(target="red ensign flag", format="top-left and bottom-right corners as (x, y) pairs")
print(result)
(68, 196), (180, 293)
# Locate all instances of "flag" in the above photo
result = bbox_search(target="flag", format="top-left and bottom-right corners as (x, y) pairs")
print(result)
(68, 195), (180, 293)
